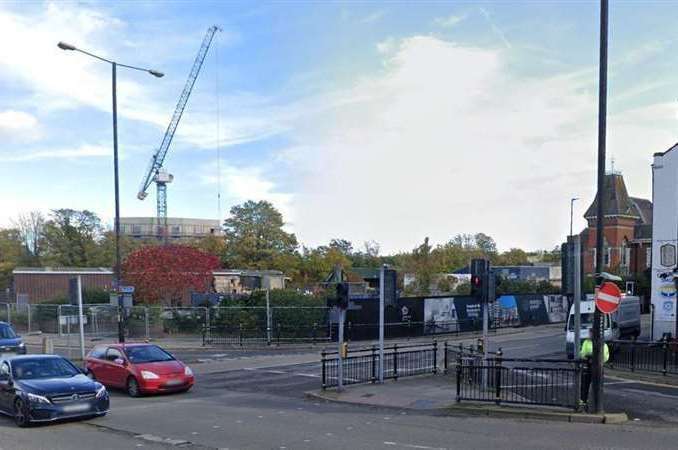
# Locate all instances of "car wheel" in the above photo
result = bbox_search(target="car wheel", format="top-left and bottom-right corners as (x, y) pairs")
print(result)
(126, 376), (141, 397)
(14, 398), (30, 428)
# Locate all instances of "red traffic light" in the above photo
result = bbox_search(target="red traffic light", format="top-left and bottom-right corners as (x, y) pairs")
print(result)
(471, 275), (481, 286)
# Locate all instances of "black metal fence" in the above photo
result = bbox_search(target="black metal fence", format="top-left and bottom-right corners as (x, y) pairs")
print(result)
(445, 344), (584, 411)
(203, 323), (332, 346)
(321, 342), (438, 389)
(340, 319), (503, 342)
(607, 340), (678, 376)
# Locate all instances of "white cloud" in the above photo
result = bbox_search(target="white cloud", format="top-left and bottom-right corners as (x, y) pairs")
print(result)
(0, 3), (278, 151)
(0, 143), (109, 162)
(200, 163), (294, 227)
(276, 35), (672, 253)
(434, 14), (466, 28)
(0, 110), (39, 141)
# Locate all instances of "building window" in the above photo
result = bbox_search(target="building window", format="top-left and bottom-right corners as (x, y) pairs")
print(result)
(604, 248), (611, 267)
(660, 244), (676, 267)
(171, 226), (181, 236)
(620, 246), (630, 267)
(646, 247), (652, 268)
(132, 224), (142, 236)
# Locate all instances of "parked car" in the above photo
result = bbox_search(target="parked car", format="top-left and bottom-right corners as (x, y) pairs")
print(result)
(0, 354), (109, 427)
(85, 343), (194, 397)
(0, 322), (26, 356)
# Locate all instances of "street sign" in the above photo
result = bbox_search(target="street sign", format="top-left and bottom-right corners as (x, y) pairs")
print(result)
(595, 281), (622, 314)
(119, 285), (135, 294)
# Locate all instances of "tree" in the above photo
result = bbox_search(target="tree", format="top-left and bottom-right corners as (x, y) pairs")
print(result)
(0, 228), (22, 290)
(222, 200), (298, 269)
(497, 248), (529, 266)
(474, 233), (497, 256)
(122, 245), (220, 305)
(42, 209), (104, 266)
(12, 211), (45, 265)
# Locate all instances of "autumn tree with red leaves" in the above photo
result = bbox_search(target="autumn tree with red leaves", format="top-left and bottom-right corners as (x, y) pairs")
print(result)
(122, 245), (220, 305)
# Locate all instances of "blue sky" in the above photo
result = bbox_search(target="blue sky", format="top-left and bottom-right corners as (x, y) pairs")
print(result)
(1, 1), (677, 253)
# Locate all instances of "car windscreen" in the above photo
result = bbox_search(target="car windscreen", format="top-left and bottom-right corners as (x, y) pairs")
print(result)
(12, 358), (80, 380)
(568, 313), (610, 331)
(0, 324), (17, 339)
(124, 346), (174, 364)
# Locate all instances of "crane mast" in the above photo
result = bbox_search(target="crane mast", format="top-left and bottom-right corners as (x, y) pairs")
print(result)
(137, 25), (219, 241)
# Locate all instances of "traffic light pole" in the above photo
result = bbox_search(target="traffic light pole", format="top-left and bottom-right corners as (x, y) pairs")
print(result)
(592, 0), (609, 415)
(378, 265), (385, 383)
(337, 307), (345, 391)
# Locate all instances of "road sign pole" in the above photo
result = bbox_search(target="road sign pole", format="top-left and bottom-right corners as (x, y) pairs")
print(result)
(77, 276), (86, 361)
(574, 236), (582, 359)
(592, 0), (609, 415)
(379, 265), (385, 383)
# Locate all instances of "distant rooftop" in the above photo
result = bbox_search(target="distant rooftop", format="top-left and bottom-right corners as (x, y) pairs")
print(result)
(13, 267), (113, 275)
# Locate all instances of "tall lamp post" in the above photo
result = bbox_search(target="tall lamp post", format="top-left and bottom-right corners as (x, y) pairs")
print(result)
(570, 197), (579, 237)
(57, 42), (163, 343)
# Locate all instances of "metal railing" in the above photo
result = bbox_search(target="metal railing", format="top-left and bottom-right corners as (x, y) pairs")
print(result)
(321, 341), (438, 389)
(446, 345), (584, 411)
(607, 339), (678, 376)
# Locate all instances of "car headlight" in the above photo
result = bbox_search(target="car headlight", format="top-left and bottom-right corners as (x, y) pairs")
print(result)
(26, 393), (51, 405)
(184, 366), (193, 377)
(18, 342), (25, 348)
(141, 370), (159, 380)
(96, 384), (108, 399)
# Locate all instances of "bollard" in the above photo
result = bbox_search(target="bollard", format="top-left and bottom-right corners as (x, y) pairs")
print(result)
(371, 345), (377, 382)
(444, 341), (448, 374)
(41, 336), (54, 354)
(433, 340), (438, 374)
(393, 343), (399, 380)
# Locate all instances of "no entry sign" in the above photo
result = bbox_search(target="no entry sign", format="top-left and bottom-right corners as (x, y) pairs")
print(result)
(595, 281), (622, 314)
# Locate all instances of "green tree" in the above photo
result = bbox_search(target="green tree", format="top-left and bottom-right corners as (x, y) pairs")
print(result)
(497, 248), (529, 266)
(222, 200), (298, 270)
(0, 228), (22, 290)
(42, 209), (104, 266)
(12, 211), (45, 265)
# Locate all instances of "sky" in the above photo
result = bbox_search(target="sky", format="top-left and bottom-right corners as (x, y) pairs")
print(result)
(1, 0), (677, 254)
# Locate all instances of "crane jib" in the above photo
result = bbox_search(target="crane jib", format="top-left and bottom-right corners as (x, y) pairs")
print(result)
(137, 25), (220, 199)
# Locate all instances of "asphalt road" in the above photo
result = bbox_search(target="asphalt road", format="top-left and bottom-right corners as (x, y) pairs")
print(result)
(7, 320), (678, 449)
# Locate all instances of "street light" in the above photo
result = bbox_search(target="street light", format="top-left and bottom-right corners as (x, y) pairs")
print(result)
(58, 41), (163, 343)
(570, 197), (579, 237)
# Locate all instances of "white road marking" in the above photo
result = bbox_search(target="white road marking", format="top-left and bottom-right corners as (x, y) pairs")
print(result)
(296, 373), (320, 378)
(267, 370), (287, 374)
(383, 442), (447, 449)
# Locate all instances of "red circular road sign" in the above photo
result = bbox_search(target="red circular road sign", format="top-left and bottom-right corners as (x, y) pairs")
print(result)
(595, 281), (622, 314)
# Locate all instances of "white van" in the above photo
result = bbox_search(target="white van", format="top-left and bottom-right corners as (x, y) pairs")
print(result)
(565, 295), (641, 359)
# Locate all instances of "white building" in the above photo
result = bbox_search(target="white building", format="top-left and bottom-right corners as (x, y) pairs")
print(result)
(651, 145), (678, 339)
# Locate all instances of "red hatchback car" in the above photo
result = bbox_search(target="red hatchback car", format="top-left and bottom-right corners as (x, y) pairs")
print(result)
(85, 343), (194, 397)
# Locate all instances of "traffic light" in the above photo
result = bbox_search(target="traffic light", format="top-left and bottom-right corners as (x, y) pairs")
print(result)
(336, 282), (349, 309)
(470, 258), (489, 301)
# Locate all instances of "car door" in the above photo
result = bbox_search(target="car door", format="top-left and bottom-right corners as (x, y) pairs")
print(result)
(104, 347), (129, 388)
(86, 345), (107, 381)
(0, 361), (15, 414)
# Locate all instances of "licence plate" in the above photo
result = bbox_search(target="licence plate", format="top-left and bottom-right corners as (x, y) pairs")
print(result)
(63, 403), (90, 413)
(166, 379), (183, 386)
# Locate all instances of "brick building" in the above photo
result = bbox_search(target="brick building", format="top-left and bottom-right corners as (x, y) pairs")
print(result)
(12, 267), (114, 304)
(579, 172), (652, 284)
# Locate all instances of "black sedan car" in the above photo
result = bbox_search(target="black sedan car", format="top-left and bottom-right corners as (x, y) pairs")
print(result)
(0, 355), (109, 427)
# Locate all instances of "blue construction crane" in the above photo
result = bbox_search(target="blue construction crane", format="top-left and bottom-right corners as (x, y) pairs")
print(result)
(137, 25), (220, 240)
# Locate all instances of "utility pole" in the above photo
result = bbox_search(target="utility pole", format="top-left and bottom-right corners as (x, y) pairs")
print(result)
(592, 0), (609, 414)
